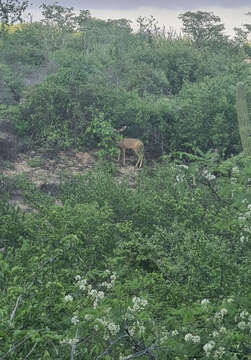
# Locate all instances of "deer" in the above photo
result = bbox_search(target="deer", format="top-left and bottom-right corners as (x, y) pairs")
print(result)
(116, 126), (144, 168)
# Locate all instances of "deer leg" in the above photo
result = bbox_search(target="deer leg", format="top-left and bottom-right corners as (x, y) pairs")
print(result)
(139, 149), (143, 168)
(135, 147), (143, 168)
(138, 155), (142, 168)
(134, 149), (140, 168)
(123, 148), (126, 166)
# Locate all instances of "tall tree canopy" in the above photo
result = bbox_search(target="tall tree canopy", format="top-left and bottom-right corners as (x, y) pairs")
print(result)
(0, 0), (29, 29)
(178, 11), (227, 47)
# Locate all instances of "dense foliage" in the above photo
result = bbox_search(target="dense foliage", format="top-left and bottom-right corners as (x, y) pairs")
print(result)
(0, 5), (251, 359)
(0, 6), (250, 157)
(1, 155), (251, 359)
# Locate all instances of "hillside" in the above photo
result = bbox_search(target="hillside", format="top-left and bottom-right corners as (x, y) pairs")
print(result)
(0, 5), (251, 360)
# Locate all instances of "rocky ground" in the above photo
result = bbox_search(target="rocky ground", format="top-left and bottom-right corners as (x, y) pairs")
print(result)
(0, 118), (140, 210)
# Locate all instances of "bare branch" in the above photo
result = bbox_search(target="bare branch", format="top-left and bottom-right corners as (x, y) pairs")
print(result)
(9, 294), (22, 325)
(123, 342), (158, 360)
(70, 329), (78, 360)
(24, 342), (38, 360)
(2, 336), (30, 359)
(124, 328), (158, 360)
(95, 334), (129, 360)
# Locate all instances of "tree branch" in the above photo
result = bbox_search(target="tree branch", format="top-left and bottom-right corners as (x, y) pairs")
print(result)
(9, 294), (22, 325)
(2, 336), (30, 359)
(95, 334), (129, 360)
(9, 256), (58, 325)
(70, 329), (78, 360)
(123, 342), (158, 359)
(24, 342), (37, 360)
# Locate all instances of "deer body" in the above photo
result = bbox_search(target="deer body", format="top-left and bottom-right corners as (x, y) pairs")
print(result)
(118, 138), (144, 168)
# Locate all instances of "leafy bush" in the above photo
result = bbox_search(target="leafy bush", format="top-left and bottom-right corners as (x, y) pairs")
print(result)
(0, 153), (251, 359)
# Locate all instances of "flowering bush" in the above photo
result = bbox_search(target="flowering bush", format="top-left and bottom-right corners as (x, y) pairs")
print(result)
(0, 156), (250, 358)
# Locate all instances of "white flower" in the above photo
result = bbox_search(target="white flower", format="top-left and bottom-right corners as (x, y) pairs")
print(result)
(89, 289), (97, 297)
(139, 325), (146, 335)
(212, 331), (219, 338)
(95, 291), (104, 300)
(220, 308), (228, 316)
(219, 327), (226, 333)
(202, 169), (216, 181)
(132, 296), (138, 304)
(214, 347), (225, 359)
(71, 315), (79, 325)
(84, 314), (92, 321)
(203, 341), (215, 355)
(60, 337), (79, 345)
(64, 294), (73, 302)
(232, 167), (239, 175)
(240, 311), (249, 319)
(108, 322), (120, 335)
(141, 298), (148, 307)
(171, 330), (179, 336)
(176, 175), (184, 182)
(240, 235), (245, 243)
(192, 335), (200, 344)
(226, 297), (234, 303)
(125, 311), (134, 320)
(201, 298), (210, 306)
(184, 333), (193, 342)
(78, 279), (87, 290)
(75, 275), (81, 281)
(183, 332), (200, 343)
(237, 321), (246, 330)
(130, 296), (147, 311)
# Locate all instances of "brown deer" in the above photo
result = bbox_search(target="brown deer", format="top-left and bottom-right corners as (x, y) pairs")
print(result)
(116, 126), (144, 168)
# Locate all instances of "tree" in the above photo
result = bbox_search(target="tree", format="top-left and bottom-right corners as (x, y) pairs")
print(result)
(178, 11), (228, 48)
(244, 11), (251, 33)
(0, 0), (29, 32)
(236, 82), (251, 156)
(136, 15), (162, 44)
(39, 2), (76, 31)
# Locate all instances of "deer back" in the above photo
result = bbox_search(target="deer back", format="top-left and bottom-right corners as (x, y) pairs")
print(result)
(118, 138), (143, 150)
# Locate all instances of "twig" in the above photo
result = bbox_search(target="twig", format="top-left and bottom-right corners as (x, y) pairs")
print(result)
(8, 256), (58, 325)
(201, 178), (225, 203)
(24, 342), (37, 360)
(124, 328), (157, 360)
(123, 342), (157, 359)
(9, 294), (22, 325)
(95, 334), (129, 360)
(70, 329), (78, 360)
(2, 336), (29, 359)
